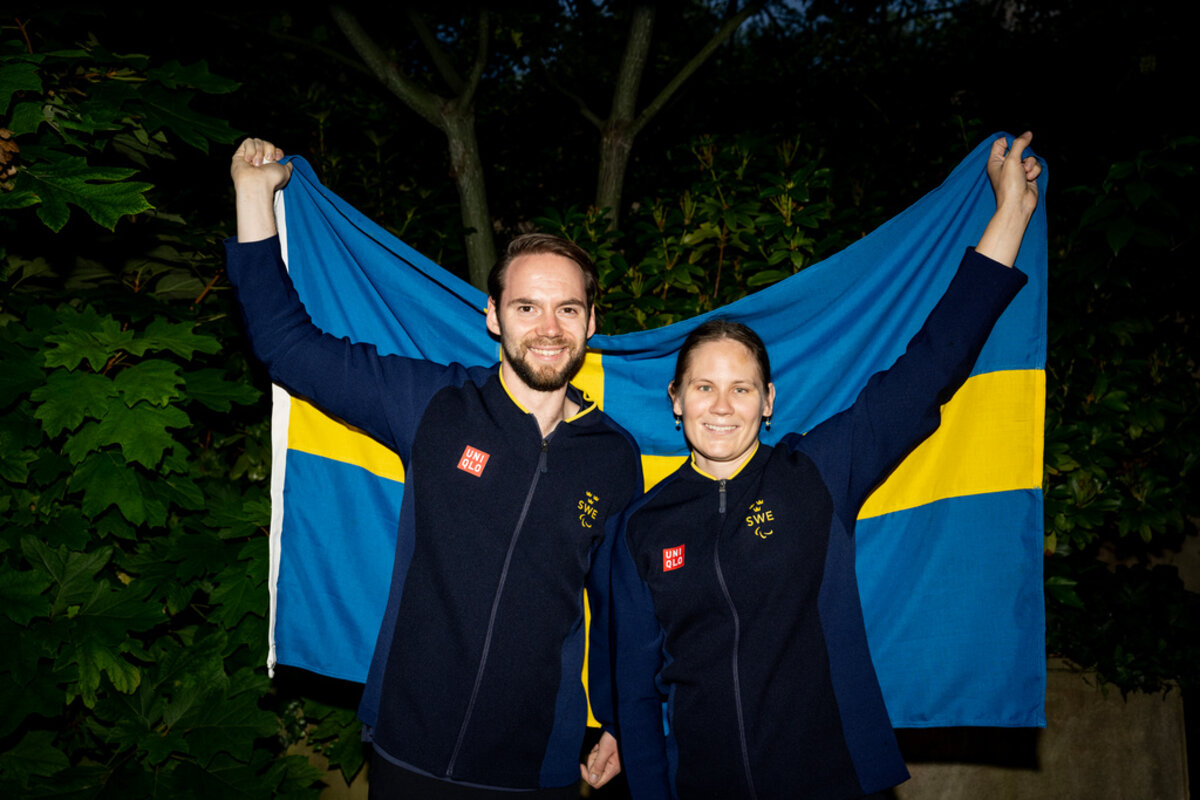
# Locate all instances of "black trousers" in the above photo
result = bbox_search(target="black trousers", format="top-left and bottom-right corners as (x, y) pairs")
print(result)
(367, 750), (581, 800)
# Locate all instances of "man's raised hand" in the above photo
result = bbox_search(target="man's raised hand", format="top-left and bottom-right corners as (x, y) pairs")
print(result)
(231, 138), (292, 243)
(986, 131), (1041, 219)
(231, 137), (291, 193)
(976, 130), (1041, 267)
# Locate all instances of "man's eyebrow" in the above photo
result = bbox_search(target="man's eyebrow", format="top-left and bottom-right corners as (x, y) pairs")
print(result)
(506, 296), (586, 307)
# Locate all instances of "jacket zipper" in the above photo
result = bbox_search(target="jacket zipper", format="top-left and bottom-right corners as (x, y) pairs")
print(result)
(713, 478), (757, 800)
(445, 436), (550, 777)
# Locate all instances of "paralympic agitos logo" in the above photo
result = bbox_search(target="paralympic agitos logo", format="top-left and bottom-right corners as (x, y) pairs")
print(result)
(746, 499), (774, 539)
(578, 491), (600, 528)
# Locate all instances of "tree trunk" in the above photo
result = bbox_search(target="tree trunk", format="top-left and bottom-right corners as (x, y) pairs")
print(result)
(330, 5), (496, 290)
(444, 108), (496, 289)
(594, 7), (655, 228)
(592, 3), (760, 229)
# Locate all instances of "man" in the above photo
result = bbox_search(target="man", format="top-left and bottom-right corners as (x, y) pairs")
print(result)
(228, 138), (639, 798)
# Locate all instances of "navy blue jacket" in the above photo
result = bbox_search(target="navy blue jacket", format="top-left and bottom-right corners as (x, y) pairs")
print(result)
(226, 237), (642, 790)
(610, 249), (1026, 799)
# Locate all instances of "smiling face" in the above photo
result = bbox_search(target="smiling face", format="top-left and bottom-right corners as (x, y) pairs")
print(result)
(671, 337), (775, 480)
(486, 253), (596, 394)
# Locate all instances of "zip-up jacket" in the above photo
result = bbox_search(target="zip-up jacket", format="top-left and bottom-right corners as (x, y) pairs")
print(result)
(226, 237), (642, 790)
(610, 249), (1026, 800)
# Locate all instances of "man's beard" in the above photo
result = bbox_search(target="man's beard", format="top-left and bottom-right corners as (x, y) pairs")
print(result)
(502, 334), (588, 392)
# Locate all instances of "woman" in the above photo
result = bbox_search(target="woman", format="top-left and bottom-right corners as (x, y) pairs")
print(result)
(609, 133), (1042, 800)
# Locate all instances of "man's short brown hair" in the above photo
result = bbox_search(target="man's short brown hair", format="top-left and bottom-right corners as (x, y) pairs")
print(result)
(487, 233), (600, 311)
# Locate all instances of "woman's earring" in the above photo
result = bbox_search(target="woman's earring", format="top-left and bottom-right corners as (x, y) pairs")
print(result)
(674, 415), (682, 431)
(764, 416), (772, 431)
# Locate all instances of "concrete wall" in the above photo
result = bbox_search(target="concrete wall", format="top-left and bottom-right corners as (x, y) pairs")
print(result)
(298, 659), (1189, 799)
(896, 660), (1190, 800)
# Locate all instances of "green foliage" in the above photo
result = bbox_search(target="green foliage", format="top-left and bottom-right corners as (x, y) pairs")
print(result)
(0, 273), (331, 796)
(1043, 137), (1199, 555)
(284, 698), (367, 784)
(0, 33), (239, 232)
(1046, 557), (1200, 695)
(538, 134), (845, 335)
(0, 28), (326, 798)
(1043, 136), (1200, 694)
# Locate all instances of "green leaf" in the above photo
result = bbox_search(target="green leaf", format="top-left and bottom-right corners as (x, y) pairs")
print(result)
(0, 730), (68, 787)
(138, 85), (242, 153)
(72, 451), (147, 524)
(267, 754), (327, 797)
(74, 578), (163, 641)
(142, 729), (190, 766)
(324, 724), (365, 783)
(110, 130), (173, 168)
(30, 370), (117, 435)
(10, 156), (153, 232)
(20, 537), (113, 613)
(40, 506), (92, 550)
(0, 668), (62, 739)
(168, 750), (279, 798)
(179, 683), (278, 764)
(1045, 575), (1085, 610)
(1105, 215), (1135, 255)
(0, 186), (40, 213)
(43, 305), (135, 371)
(63, 421), (105, 464)
(113, 359), (184, 408)
(95, 403), (190, 468)
(157, 473), (205, 512)
(746, 269), (789, 287)
(0, 569), (52, 625)
(146, 60), (240, 94)
(0, 341), (45, 409)
(203, 493), (270, 538)
(152, 270), (207, 300)
(7, 100), (46, 136)
(184, 369), (260, 412)
(155, 633), (229, 713)
(0, 443), (37, 483)
(0, 62), (42, 116)
(129, 317), (221, 359)
(73, 638), (142, 707)
(210, 558), (267, 628)
(307, 704), (364, 782)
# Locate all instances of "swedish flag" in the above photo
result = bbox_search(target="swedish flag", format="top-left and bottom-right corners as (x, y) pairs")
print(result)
(265, 134), (1046, 728)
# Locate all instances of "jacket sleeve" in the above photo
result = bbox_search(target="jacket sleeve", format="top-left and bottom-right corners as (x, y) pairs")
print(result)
(225, 235), (467, 458)
(585, 443), (644, 737)
(610, 512), (673, 800)
(792, 247), (1027, 524)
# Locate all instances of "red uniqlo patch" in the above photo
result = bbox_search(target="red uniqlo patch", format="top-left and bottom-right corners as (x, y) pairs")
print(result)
(662, 545), (685, 572)
(457, 445), (490, 477)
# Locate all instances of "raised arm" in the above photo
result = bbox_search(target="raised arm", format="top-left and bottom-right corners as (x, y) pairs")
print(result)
(793, 132), (1038, 516)
(224, 139), (469, 457)
(230, 137), (292, 243)
(975, 131), (1042, 267)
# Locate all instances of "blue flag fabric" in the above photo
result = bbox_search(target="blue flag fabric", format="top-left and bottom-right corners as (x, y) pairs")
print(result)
(264, 134), (1047, 728)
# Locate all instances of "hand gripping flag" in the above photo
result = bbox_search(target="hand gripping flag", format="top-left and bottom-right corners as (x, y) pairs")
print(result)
(264, 134), (1046, 728)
